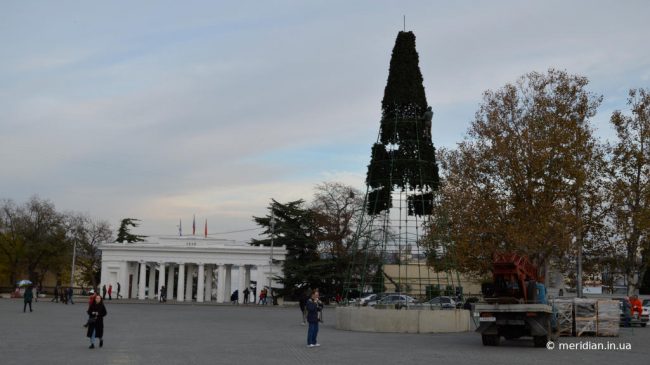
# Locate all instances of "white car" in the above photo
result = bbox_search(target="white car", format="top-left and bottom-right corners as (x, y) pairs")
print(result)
(643, 299), (650, 317)
(373, 294), (418, 308)
(359, 293), (381, 306)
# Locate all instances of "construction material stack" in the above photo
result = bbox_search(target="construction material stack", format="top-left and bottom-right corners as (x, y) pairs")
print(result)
(597, 300), (620, 337)
(574, 298), (597, 337)
(554, 299), (574, 336)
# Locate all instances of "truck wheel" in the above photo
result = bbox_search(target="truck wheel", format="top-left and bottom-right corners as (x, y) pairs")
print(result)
(482, 335), (500, 346)
(533, 336), (548, 348)
(533, 319), (551, 347)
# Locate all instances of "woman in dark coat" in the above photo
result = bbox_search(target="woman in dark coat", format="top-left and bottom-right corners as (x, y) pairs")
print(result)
(23, 286), (34, 312)
(86, 294), (107, 349)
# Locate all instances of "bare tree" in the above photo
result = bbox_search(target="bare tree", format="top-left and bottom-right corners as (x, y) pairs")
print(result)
(67, 214), (113, 289)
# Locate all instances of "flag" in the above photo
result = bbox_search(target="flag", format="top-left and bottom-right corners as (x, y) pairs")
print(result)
(192, 214), (196, 236)
(204, 219), (208, 238)
(179, 219), (182, 236)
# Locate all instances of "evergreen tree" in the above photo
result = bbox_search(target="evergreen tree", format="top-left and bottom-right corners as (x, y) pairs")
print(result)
(115, 218), (146, 243)
(250, 200), (326, 298)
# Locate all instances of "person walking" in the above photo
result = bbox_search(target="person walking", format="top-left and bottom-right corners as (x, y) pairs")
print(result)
(117, 282), (121, 299)
(84, 289), (97, 328)
(23, 286), (34, 312)
(243, 287), (249, 304)
(306, 289), (322, 347)
(299, 290), (308, 325)
(86, 294), (107, 349)
(102, 285), (107, 300)
(108, 284), (113, 300)
(51, 285), (59, 303)
(67, 287), (74, 304)
(622, 297), (632, 327)
(159, 286), (166, 303)
(259, 288), (266, 305)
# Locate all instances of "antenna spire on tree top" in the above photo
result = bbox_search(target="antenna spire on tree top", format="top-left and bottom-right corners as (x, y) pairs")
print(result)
(403, 15), (406, 31)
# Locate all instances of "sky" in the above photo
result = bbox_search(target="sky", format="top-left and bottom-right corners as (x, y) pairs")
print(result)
(1, 1), (649, 243)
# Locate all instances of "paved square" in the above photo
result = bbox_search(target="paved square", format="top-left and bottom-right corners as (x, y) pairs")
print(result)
(1, 299), (648, 364)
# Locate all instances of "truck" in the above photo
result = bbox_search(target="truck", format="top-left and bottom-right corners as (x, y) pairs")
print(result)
(475, 253), (558, 347)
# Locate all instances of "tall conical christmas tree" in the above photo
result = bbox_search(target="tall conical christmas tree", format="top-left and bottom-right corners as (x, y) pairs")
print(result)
(345, 31), (440, 300)
(367, 31), (439, 215)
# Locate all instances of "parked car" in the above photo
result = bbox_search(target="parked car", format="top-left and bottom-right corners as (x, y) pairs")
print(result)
(359, 293), (382, 306)
(420, 296), (457, 309)
(643, 299), (649, 317)
(373, 294), (418, 308)
(365, 293), (393, 307)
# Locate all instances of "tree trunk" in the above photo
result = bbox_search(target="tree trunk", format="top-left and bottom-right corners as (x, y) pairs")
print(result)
(627, 272), (639, 296)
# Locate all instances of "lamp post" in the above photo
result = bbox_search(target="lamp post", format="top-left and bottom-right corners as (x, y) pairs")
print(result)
(268, 209), (276, 305)
(70, 238), (77, 289)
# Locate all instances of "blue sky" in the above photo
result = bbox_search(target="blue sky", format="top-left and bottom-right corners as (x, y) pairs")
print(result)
(1, 1), (649, 242)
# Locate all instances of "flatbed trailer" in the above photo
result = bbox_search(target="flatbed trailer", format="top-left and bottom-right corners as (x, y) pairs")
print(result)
(475, 303), (557, 347)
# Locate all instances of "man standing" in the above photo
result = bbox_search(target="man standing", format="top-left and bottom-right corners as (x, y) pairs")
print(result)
(51, 285), (59, 303)
(630, 295), (643, 318)
(67, 287), (74, 304)
(306, 290), (322, 347)
(108, 284), (113, 300)
(117, 282), (121, 299)
(159, 286), (166, 303)
(243, 287), (250, 304)
(102, 285), (107, 300)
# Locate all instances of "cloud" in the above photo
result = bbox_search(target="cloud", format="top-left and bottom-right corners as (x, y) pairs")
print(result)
(1, 0), (649, 242)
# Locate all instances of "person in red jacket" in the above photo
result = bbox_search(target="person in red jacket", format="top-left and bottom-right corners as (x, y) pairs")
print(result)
(108, 284), (113, 300)
(630, 295), (643, 318)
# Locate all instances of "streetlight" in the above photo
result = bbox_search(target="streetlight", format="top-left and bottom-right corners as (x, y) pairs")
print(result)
(268, 209), (276, 305)
(70, 239), (77, 288)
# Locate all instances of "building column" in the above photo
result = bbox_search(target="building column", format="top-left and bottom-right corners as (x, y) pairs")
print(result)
(237, 265), (246, 304)
(244, 265), (252, 303)
(132, 262), (140, 299)
(185, 264), (194, 301)
(225, 264), (232, 301)
(118, 262), (128, 300)
(204, 264), (212, 302)
(158, 262), (166, 301)
(148, 263), (156, 299)
(217, 264), (226, 303)
(167, 264), (175, 300)
(196, 263), (205, 303)
(177, 263), (185, 302)
(138, 262), (146, 300)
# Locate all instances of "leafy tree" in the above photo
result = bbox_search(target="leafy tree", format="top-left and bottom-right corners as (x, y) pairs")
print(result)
(0, 197), (70, 286)
(428, 70), (603, 282)
(607, 88), (650, 295)
(0, 200), (26, 286)
(115, 218), (146, 243)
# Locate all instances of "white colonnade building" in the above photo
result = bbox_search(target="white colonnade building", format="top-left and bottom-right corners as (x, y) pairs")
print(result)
(99, 236), (286, 303)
